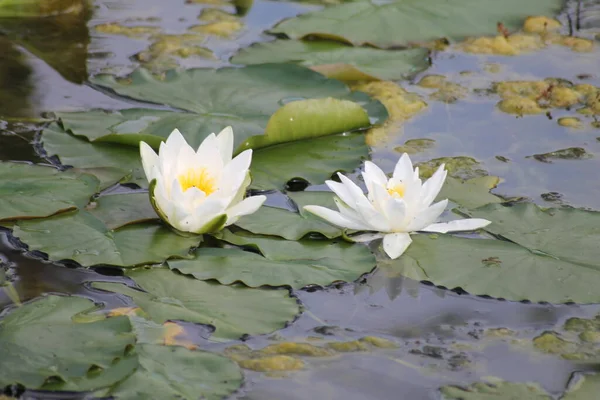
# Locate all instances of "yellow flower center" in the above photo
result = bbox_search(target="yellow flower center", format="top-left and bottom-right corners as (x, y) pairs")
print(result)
(178, 167), (216, 195)
(387, 182), (405, 198)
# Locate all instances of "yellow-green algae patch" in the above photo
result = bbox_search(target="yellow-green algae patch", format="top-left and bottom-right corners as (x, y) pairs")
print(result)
(558, 117), (583, 128)
(94, 23), (160, 37)
(417, 156), (487, 180)
(360, 336), (398, 348)
(238, 355), (305, 372)
(417, 75), (468, 103)
(350, 81), (427, 146)
(189, 21), (243, 38)
(522, 16), (562, 33)
(394, 138), (435, 154)
(261, 342), (336, 357)
(327, 340), (369, 352)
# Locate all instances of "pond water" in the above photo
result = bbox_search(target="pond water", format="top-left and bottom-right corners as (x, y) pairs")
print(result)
(1, 0), (600, 399)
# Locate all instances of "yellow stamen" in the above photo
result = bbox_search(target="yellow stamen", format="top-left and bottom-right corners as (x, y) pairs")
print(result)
(178, 167), (216, 195)
(387, 183), (405, 198)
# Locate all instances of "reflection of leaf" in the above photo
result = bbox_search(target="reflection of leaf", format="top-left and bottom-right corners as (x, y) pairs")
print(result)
(390, 233), (600, 303)
(250, 133), (368, 191)
(13, 211), (199, 267)
(0, 295), (136, 390)
(85, 65), (385, 151)
(0, 162), (99, 221)
(92, 268), (300, 341)
(236, 191), (340, 240)
(169, 230), (376, 289)
(0, 10), (89, 83)
(232, 40), (429, 81)
(271, 0), (563, 47)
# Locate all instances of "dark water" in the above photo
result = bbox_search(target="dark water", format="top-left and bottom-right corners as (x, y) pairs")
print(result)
(1, 0), (600, 399)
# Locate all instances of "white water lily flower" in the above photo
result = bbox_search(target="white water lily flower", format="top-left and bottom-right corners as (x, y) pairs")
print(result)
(304, 154), (491, 259)
(140, 127), (266, 234)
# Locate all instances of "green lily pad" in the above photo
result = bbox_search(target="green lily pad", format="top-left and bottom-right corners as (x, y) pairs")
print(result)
(470, 203), (600, 268)
(231, 40), (429, 81)
(13, 211), (199, 267)
(0, 0), (83, 18)
(0, 295), (136, 391)
(99, 343), (243, 400)
(417, 156), (487, 180)
(563, 373), (600, 400)
(89, 192), (158, 230)
(438, 176), (503, 209)
(82, 64), (386, 151)
(270, 0), (564, 47)
(390, 233), (600, 303)
(168, 230), (376, 289)
(92, 268), (300, 341)
(250, 133), (368, 191)
(0, 162), (99, 221)
(236, 191), (340, 240)
(42, 123), (145, 189)
(440, 378), (551, 399)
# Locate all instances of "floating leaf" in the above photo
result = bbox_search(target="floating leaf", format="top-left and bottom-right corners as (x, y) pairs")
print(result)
(562, 373), (600, 400)
(0, 295), (135, 391)
(81, 64), (386, 151)
(92, 268), (299, 341)
(390, 233), (600, 303)
(0, 0), (85, 18)
(440, 378), (551, 399)
(169, 230), (376, 288)
(41, 123), (145, 189)
(236, 191), (340, 240)
(438, 176), (503, 209)
(271, 0), (564, 47)
(470, 203), (600, 268)
(100, 344), (242, 400)
(13, 211), (198, 267)
(231, 40), (429, 81)
(250, 133), (368, 191)
(89, 192), (158, 230)
(0, 162), (98, 221)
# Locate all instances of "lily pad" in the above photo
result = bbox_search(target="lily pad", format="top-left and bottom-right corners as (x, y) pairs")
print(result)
(231, 40), (429, 81)
(13, 211), (199, 267)
(271, 0), (564, 47)
(92, 268), (300, 341)
(0, 162), (99, 221)
(42, 123), (145, 189)
(390, 233), (600, 303)
(168, 230), (376, 288)
(563, 373), (600, 400)
(88, 192), (158, 230)
(438, 176), (503, 209)
(529, 147), (592, 163)
(236, 191), (340, 240)
(0, 295), (135, 391)
(83, 64), (386, 151)
(100, 344), (243, 400)
(250, 133), (368, 191)
(440, 379), (551, 399)
(470, 203), (600, 268)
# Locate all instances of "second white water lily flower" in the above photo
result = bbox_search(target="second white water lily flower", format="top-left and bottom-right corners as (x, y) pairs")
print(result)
(304, 154), (491, 259)
(140, 127), (266, 234)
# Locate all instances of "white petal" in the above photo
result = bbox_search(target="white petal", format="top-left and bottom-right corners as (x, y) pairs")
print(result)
(216, 126), (234, 165)
(303, 205), (371, 231)
(159, 129), (191, 180)
(334, 197), (372, 228)
(392, 153), (414, 183)
(338, 174), (370, 207)
(384, 197), (408, 232)
(184, 197), (228, 233)
(225, 195), (266, 226)
(420, 164), (447, 207)
(140, 141), (159, 183)
(355, 201), (391, 232)
(326, 180), (358, 209)
(407, 199), (448, 232)
(383, 232), (413, 259)
(348, 232), (385, 243)
(219, 150), (252, 198)
(362, 161), (388, 195)
(422, 218), (491, 233)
